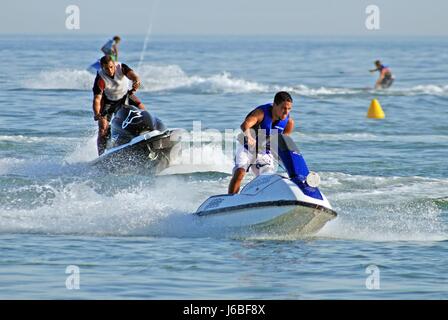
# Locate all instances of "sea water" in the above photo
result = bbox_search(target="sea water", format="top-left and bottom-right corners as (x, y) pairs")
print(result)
(0, 35), (447, 299)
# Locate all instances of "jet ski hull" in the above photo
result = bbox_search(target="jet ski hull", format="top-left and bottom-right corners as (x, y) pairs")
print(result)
(195, 174), (337, 237)
(92, 129), (179, 174)
(196, 201), (336, 236)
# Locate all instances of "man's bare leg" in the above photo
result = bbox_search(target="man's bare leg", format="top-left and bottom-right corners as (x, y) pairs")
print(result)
(228, 168), (246, 194)
(97, 118), (109, 156)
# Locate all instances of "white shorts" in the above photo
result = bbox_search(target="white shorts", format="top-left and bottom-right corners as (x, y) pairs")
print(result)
(233, 143), (276, 176)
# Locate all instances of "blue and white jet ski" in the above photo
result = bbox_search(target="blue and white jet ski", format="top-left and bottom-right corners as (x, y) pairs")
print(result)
(195, 135), (337, 236)
(91, 103), (181, 174)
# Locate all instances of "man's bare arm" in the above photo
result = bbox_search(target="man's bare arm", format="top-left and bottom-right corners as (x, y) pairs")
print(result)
(283, 118), (295, 135)
(92, 94), (102, 120)
(125, 70), (141, 93)
(241, 109), (263, 131)
(240, 109), (263, 146)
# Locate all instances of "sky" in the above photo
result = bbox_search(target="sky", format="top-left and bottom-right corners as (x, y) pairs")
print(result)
(1, 0), (448, 36)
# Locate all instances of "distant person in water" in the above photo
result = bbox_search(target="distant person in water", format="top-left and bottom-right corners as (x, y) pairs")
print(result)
(370, 60), (394, 89)
(101, 36), (121, 62)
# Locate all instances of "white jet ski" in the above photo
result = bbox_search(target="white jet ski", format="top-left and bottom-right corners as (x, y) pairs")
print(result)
(195, 135), (337, 236)
(91, 103), (181, 174)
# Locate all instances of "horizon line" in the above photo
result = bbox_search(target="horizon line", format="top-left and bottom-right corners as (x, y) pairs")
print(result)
(1, 32), (448, 38)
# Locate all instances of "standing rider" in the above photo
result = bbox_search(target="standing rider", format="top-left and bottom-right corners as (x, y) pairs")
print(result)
(370, 60), (394, 89)
(101, 36), (121, 62)
(92, 55), (145, 155)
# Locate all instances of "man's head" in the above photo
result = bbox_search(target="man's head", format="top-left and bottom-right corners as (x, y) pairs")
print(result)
(272, 91), (293, 120)
(100, 55), (116, 76)
(113, 35), (121, 44)
(374, 60), (382, 68)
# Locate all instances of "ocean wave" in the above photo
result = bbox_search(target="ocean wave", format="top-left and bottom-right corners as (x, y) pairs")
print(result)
(22, 69), (94, 90)
(281, 85), (361, 96)
(21, 64), (448, 96)
(295, 132), (448, 143)
(321, 172), (448, 197)
(407, 84), (448, 95)
(137, 64), (268, 94)
(0, 135), (79, 144)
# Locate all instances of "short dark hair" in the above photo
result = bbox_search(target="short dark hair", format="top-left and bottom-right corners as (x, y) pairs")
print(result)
(113, 36), (121, 42)
(100, 55), (114, 66)
(274, 91), (293, 105)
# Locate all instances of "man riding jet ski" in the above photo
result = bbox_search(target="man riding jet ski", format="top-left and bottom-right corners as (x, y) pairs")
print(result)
(92, 55), (146, 156)
(195, 91), (336, 236)
(90, 55), (179, 173)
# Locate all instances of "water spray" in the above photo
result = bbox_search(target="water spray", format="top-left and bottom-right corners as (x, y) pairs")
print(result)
(138, 0), (160, 71)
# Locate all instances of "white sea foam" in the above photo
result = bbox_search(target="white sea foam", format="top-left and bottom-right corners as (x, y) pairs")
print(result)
(0, 170), (446, 241)
(0, 158), (26, 175)
(0, 135), (79, 143)
(282, 84), (360, 96)
(295, 132), (448, 143)
(136, 64), (268, 93)
(23, 69), (95, 90)
(160, 142), (233, 175)
(408, 84), (448, 95)
(64, 134), (99, 164)
(317, 172), (448, 242)
(0, 177), (225, 237)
